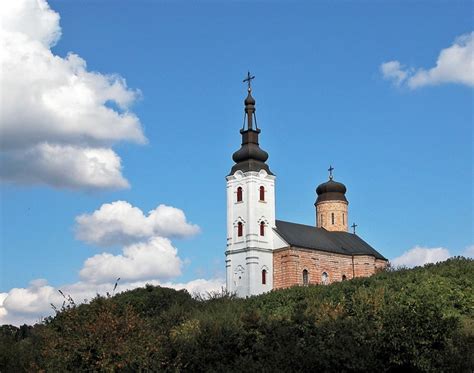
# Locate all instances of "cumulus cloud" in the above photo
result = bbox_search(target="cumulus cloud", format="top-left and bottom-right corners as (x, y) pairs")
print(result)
(1, 279), (57, 315)
(0, 279), (60, 326)
(391, 245), (451, 268)
(0, 277), (225, 326)
(75, 201), (200, 246)
(0, 0), (145, 189)
(1, 0), (61, 47)
(162, 278), (225, 295)
(0, 294), (10, 322)
(1, 145), (129, 189)
(80, 237), (183, 283)
(0, 197), (212, 325)
(381, 32), (474, 89)
(380, 61), (408, 86)
(463, 245), (474, 258)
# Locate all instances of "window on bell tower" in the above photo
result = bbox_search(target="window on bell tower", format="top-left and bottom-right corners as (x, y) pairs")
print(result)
(237, 222), (243, 237)
(331, 213), (335, 225)
(237, 187), (243, 202)
(259, 186), (265, 201)
(260, 222), (265, 236)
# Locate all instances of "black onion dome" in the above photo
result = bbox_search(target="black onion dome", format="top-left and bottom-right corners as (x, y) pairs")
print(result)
(244, 91), (256, 106)
(228, 85), (273, 176)
(229, 129), (273, 175)
(232, 131), (268, 163)
(315, 179), (348, 203)
(316, 179), (347, 195)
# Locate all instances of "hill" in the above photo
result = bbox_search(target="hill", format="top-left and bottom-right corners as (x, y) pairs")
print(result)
(1, 257), (473, 372)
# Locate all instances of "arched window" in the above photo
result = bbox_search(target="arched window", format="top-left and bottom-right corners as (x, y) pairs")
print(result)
(259, 186), (265, 201)
(342, 213), (345, 225)
(331, 213), (335, 225)
(342, 274), (347, 281)
(302, 269), (309, 286)
(237, 222), (243, 237)
(237, 187), (243, 202)
(262, 269), (267, 285)
(322, 272), (329, 285)
(234, 266), (244, 288)
(260, 222), (265, 236)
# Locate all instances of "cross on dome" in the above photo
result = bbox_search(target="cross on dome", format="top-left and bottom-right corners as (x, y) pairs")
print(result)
(243, 71), (255, 91)
(242, 71), (258, 131)
(328, 165), (334, 180)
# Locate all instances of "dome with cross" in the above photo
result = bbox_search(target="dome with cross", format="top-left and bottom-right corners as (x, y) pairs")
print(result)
(315, 166), (347, 203)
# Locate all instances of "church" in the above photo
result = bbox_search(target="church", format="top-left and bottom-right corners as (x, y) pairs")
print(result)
(225, 75), (388, 297)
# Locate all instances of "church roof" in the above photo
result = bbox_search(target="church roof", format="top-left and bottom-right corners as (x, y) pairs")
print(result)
(274, 220), (387, 260)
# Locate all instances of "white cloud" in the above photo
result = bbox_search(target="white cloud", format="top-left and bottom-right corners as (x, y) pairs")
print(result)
(391, 245), (451, 268)
(2, 279), (57, 315)
(0, 0), (145, 189)
(381, 32), (474, 89)
(75, 201), (200, 246)
(1, 144), (129, 189)
(463, 245), (474, 258)
(0, 200), (202, 323)
(80, 237), (183, 283)
(0, 293), (9, 321)
(0, 277), (225, 326)
(161, 278), (225, 295)
(380, 61), (408, 86)
(0, 279), (60, 326)
(1, 0), (61, 47)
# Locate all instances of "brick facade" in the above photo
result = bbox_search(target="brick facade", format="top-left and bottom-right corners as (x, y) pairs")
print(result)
(273, 246), (387, 288)
(316, 200), (348, 232)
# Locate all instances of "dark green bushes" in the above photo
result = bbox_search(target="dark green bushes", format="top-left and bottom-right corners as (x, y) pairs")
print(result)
(1, 257), (473, 372)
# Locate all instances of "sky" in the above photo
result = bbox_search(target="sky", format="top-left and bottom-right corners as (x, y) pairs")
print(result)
(0, 0), (472, 325)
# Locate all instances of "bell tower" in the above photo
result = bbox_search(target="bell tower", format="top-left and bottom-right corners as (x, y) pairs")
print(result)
(225, 73), (276, 297)
(315, 166), (349, 232)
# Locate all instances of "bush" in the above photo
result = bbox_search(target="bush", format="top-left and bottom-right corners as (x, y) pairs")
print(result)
(1, 258), (473, 372)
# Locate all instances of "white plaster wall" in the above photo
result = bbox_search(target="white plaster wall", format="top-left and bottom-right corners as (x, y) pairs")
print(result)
(225, 169), (276, 296)
(273, 229), (289, 250)
(225, 249), (273, 297)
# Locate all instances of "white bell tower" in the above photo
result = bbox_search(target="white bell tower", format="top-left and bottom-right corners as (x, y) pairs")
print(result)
(225, 73), (276, 297)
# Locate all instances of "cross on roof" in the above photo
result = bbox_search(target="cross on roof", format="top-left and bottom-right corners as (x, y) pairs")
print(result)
(328, 165), (334, 180)
(243, 71), (255, 91)
(351, 223), (358, 234)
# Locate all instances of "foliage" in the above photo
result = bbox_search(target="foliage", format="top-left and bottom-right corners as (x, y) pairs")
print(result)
(1, 257), (473, 372)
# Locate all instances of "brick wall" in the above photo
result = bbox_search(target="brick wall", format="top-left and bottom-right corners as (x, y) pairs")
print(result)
(316, 200), (348, 232)
(375, 258), (387, 272)
(273, 247), (387, 289)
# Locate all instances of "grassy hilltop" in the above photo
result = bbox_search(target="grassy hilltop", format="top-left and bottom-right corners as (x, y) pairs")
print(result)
(1, 257), (473, 372)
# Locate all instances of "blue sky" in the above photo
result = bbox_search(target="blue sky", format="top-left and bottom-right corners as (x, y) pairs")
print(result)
(0, 0), (472, 324)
